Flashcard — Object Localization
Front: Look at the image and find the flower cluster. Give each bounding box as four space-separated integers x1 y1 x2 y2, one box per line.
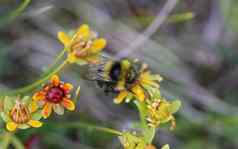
0 24 106 132
146 98 181 130
112 59 181 130
0 75 77 132
119 132 170 149
0 23 181 149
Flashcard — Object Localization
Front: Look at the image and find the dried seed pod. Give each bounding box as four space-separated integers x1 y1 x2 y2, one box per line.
10 101 31 124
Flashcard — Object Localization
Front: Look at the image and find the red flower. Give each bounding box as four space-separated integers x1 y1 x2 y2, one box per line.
33 75 75 118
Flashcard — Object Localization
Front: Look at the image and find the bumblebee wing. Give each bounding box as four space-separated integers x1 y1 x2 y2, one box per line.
84 54 114 82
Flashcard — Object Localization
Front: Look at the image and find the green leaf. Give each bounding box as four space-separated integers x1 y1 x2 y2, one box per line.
0 112 9 122
143 127 156 144
11 136 25 149
3 96 14 112
169 100 181 114
31 112 42 120
21 96 30 104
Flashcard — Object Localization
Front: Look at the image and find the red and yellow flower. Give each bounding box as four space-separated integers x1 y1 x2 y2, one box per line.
33 75 75 118
57 24 107 64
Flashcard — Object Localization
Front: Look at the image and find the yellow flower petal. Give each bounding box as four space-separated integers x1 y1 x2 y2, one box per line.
32 92 45 101
67 53 78 63
51 75 60 86
6 122 18 132
53 104 64 115
76 24 90 40
29 101 38 113
131 85 145 102
90 38 106 53
42 103 52 119
114 91 129 104
84 54 100 64
140 72 159 87
62 83 73 91
28 120 42 128
62 98 75 111
57 31 71 47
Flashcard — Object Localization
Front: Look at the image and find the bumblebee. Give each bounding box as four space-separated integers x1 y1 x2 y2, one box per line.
86 57 144 93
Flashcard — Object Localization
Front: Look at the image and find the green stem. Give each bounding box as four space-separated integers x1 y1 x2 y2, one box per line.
53 50 66 64
53 49 66 66
56 122 122 136
134 101 147 129
41 49 66 77
11 135 25 149
0 0 31 28
0 60 68 96
1 132 12 149
134 101 156 144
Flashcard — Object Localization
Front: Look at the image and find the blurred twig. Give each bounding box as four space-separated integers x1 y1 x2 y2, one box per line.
0 58 68 96
116 0 179 59
0 0 31 28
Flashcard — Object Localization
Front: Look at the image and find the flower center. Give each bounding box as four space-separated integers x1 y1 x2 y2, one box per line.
10 102 31 124
46 87 64 103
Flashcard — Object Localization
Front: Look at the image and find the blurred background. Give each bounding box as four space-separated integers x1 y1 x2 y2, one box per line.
1 0 238 148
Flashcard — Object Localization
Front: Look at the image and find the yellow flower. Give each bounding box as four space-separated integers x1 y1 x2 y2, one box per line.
57 24 107 64
146 99 181 130
119 132 146 149
5 100 42 132
33 75 76 119
114 66 162 104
